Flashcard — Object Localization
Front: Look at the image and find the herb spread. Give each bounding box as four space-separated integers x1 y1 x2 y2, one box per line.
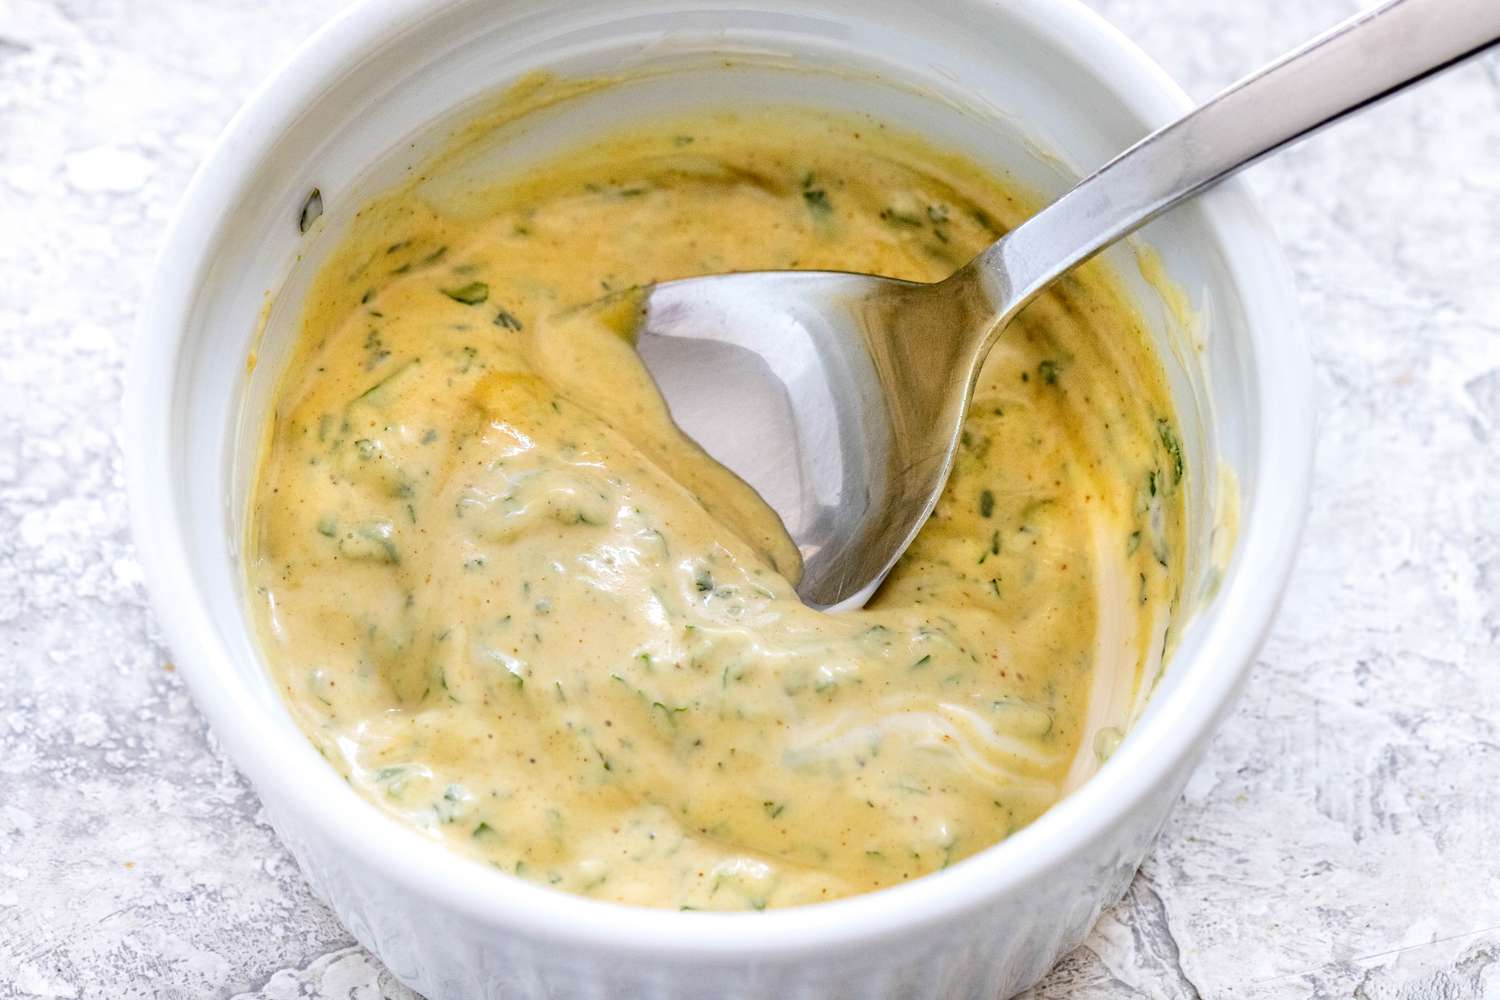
248 107 1185 910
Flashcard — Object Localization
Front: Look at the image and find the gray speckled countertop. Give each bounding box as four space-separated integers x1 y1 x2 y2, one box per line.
2 1 1498 997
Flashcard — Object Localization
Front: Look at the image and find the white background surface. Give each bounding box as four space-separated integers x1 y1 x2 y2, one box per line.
2 1 1498 997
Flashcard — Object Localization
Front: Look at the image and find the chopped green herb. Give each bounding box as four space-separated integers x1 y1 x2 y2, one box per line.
979 489 995 519
1038 360 1060 385
494 308 523 331
353 359 418 404
1157 418 1184 485
442 281 489 305
652 701 688 724
338 522 399 564
298 188 322 233
879 208 924 228
803 188 832 216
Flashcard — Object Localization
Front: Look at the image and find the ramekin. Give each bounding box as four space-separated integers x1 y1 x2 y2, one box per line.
124 2 1313 996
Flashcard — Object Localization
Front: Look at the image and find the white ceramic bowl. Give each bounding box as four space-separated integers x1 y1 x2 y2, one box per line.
125 1 1313 996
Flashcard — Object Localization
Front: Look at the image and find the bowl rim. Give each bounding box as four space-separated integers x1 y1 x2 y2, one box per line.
124 0 1313 959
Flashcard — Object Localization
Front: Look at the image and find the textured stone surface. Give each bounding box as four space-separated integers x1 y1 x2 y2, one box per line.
1 0 1497 997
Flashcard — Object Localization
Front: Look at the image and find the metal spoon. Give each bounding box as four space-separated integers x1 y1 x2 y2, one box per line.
629 0 1500 610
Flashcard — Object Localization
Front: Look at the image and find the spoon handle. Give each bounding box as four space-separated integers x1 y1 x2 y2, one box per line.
970 0 1500 318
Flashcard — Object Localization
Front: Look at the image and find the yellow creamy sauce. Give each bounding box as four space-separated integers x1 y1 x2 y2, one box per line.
249 109 1185 910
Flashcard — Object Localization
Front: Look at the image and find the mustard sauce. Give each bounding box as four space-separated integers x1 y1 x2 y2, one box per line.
248 108 1185 910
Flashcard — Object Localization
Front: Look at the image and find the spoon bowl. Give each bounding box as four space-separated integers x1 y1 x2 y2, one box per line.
635 269 991 610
